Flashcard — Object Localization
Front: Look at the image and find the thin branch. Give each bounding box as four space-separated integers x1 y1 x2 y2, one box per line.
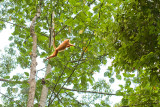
0 91 22 106
0 78 27 84
0 18 27 28
48 57 82 106
0 18 48 38
55 0 96 37
0 78 10 82
55 25 67 36
0 78 141 97
48 37 93 106
37 67 46 72
52 91 63 104
65 92 89 107
69 59 86 63
120 102 160 107
48 62 69 105
87 0 96 6
62 87 117 96
39 11 55 107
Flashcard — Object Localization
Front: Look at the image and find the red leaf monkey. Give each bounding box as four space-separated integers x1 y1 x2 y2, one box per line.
45 35 75 60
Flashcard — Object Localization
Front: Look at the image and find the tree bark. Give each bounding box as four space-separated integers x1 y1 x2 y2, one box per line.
27 2 41 107
39 64 51 107
39 12 55 107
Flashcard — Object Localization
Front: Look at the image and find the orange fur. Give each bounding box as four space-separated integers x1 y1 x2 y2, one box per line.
46 39 74 60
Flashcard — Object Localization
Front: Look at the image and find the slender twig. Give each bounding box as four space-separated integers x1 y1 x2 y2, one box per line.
0 78 27 84
87 0 96 6
37 67 46 72
65 92 90 107
48 37 92 106
0 92 22 106
0 18 27 28
63 87 116 96
0 78 10 82
52 91 63 104
48 62 68 105
0 18 48 38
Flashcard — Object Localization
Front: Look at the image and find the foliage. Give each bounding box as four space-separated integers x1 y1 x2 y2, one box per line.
105 0 160 106
0 0 109 106
0 0 160 106
0 48 17 77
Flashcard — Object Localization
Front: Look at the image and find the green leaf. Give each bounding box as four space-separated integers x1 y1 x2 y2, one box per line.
12 88 18 93
65 18 74 26
24 72 29 76
109 78 114 83
122 98 128 105
116 74 122 80
4 76 10 79
116 90 123 96
46 73 52 79
125 80 131 87
119 84 123 89
40 52 47 58
104 72 112 78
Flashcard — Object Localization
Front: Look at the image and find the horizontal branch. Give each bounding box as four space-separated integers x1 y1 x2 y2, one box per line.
0 78 27 84
88 0 96 6
65 92 89 106
0 18 48 38
0 78 10 82
0 91 22 106
37 67 46 72
119 102 159 107
0 18 27 28
62 87 117 96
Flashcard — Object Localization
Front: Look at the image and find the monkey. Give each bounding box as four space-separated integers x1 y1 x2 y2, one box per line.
45 39 74 60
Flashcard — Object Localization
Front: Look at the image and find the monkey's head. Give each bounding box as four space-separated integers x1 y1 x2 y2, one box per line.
66 39 70 42
64 39 74 46
64 39 70 43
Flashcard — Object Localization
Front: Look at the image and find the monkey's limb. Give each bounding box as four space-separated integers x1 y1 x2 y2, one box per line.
45 39 75 60
67 44 75 47
45 50 58 60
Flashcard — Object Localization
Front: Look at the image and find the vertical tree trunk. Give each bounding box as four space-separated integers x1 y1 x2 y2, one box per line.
39 12 55 107
39 64 51 107
27 2 41 107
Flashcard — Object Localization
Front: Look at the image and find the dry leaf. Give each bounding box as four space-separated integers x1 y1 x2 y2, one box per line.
9 16 11 21
83 47 88 52
79 29 83 34
69 27 71 33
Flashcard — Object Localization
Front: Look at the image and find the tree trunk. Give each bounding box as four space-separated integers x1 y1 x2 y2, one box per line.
27 2 41 107
39 64 51 107
39 12 55 107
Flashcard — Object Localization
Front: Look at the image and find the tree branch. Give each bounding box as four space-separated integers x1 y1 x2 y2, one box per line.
37 67 46 72
55 0 96 36
0 19 48 38
27 1 42 107
62 87 117 96
48 38 92 106
48 62 69 106
39 11 55 107
0 78 9 82
0 78 122 97
0 91 22 106
87 0 96 6
65 92 89 106
0 18 27 28
0 78 27 84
